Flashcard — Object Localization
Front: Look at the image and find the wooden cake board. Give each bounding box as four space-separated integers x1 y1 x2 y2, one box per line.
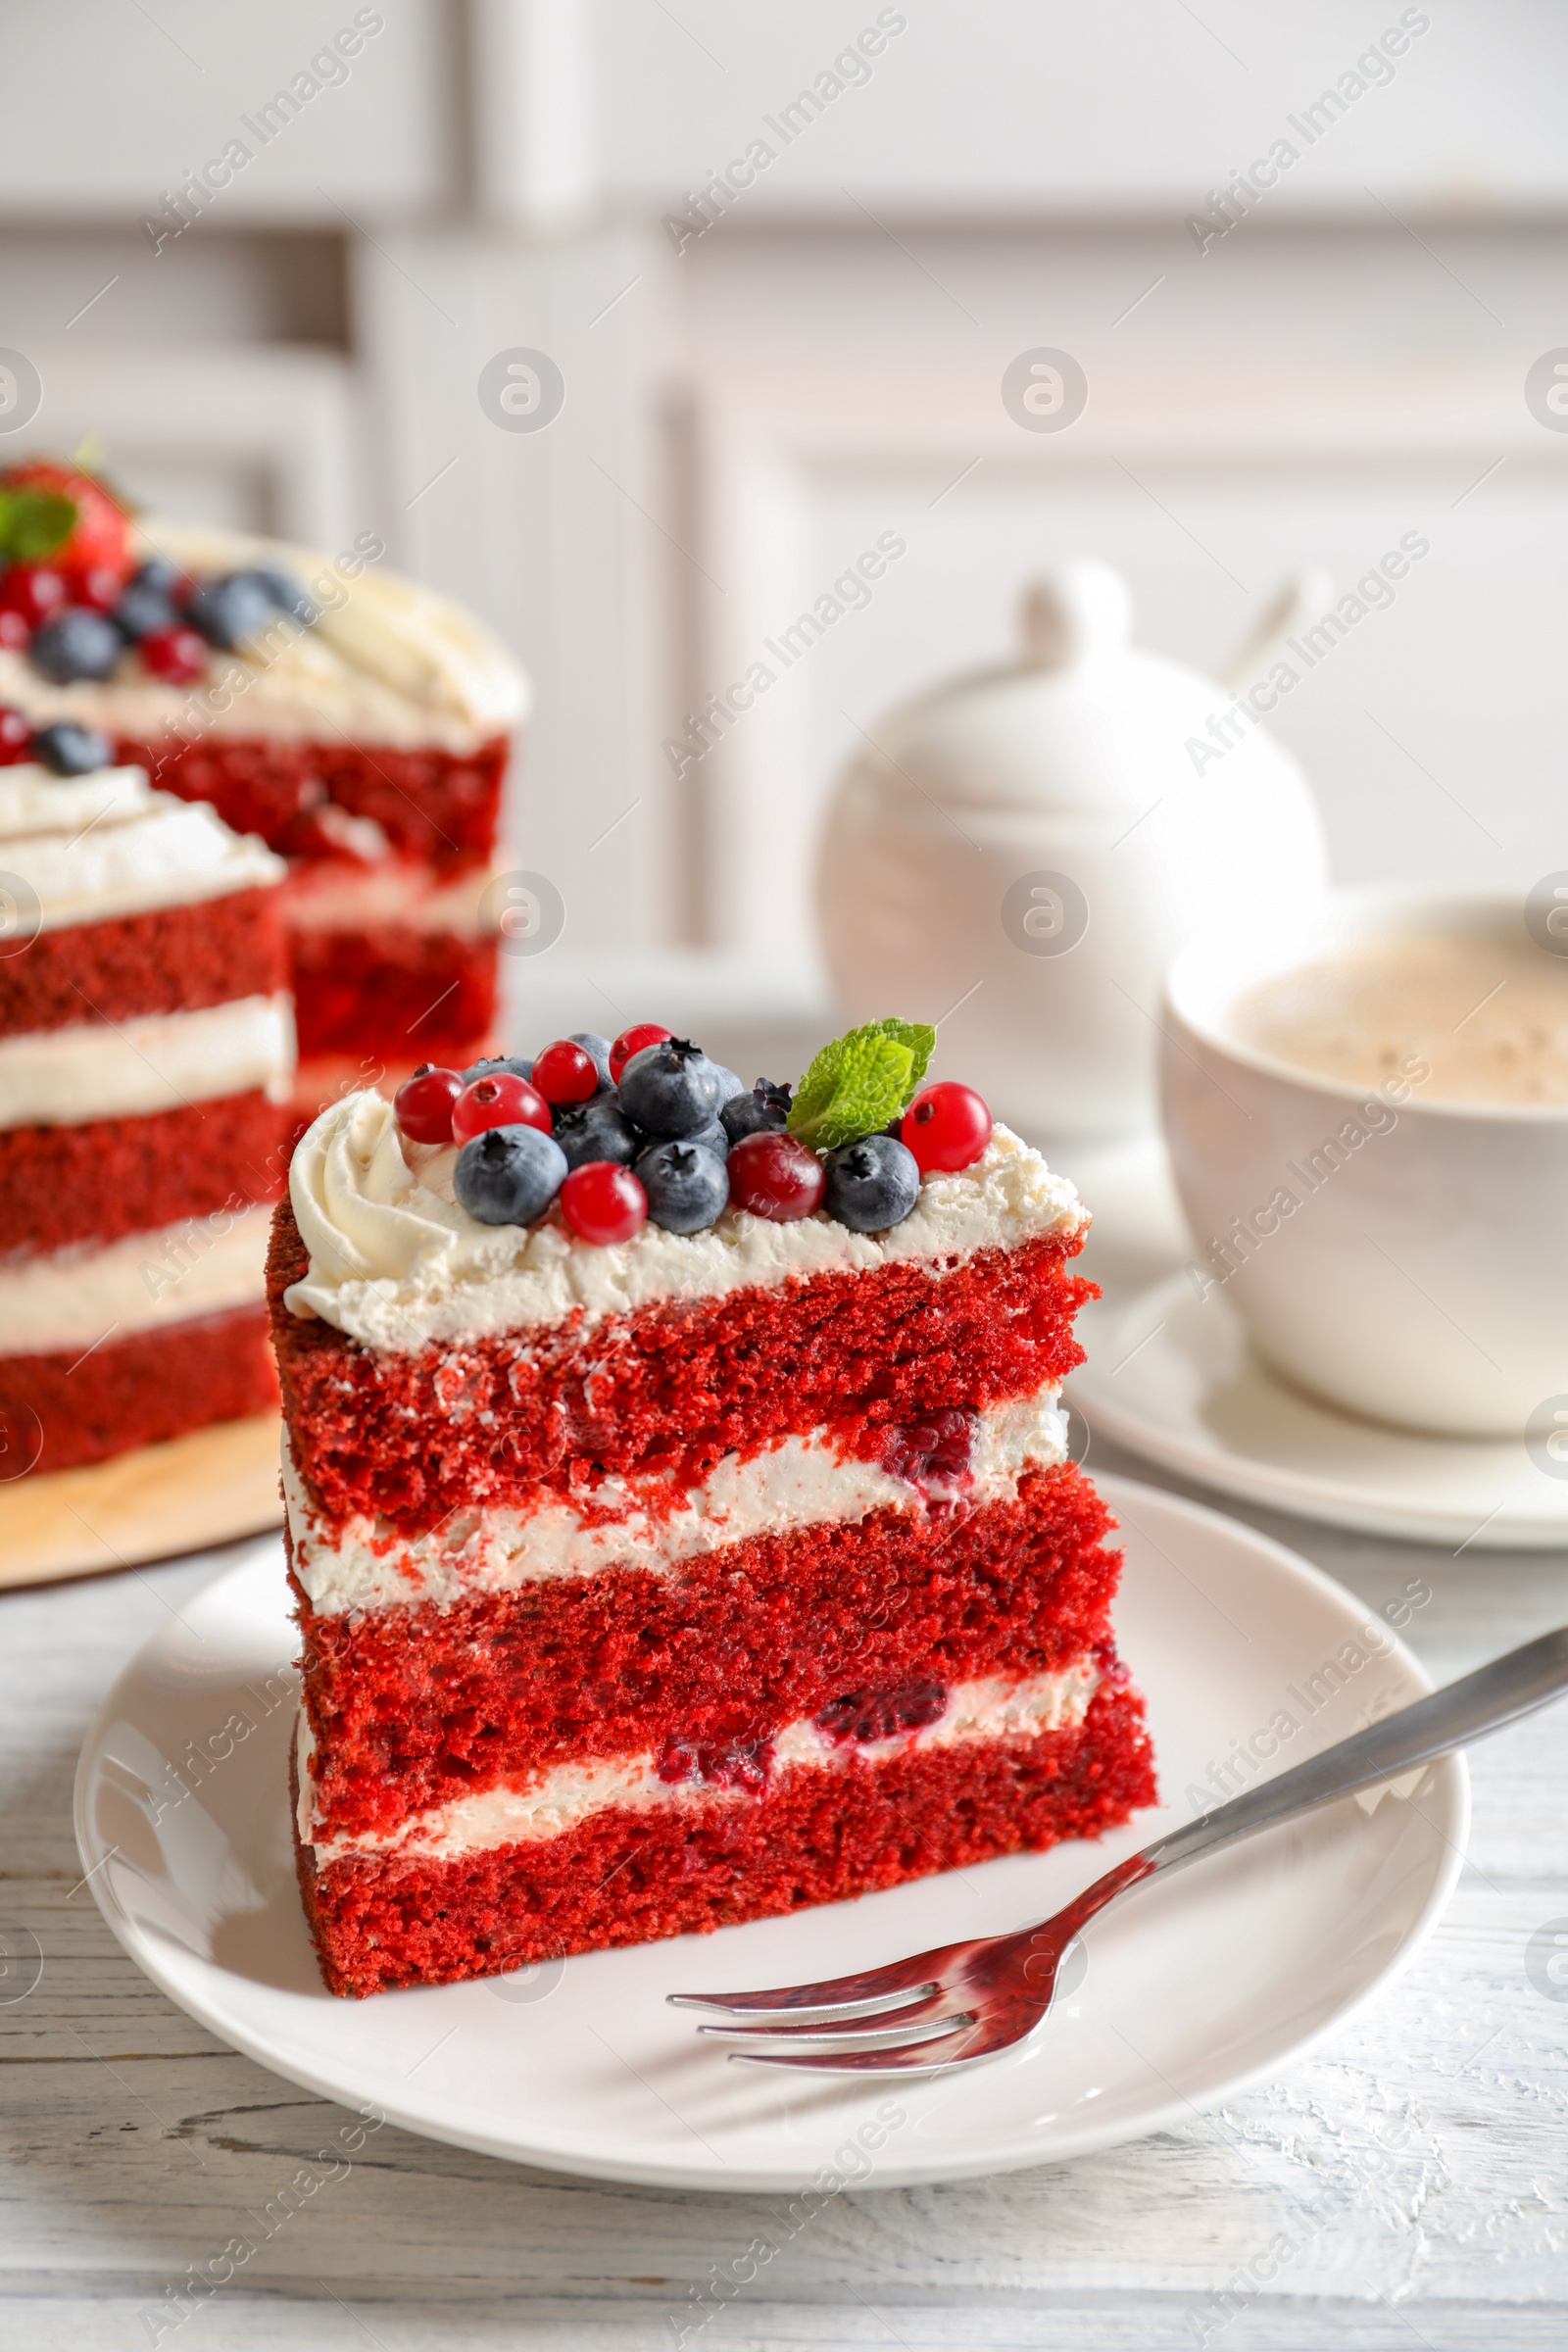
0 1412 283 1591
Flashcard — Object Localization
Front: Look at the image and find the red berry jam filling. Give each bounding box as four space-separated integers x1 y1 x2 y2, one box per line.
658 1733 774 1794
815 1681 951 1745
879 1408 975 1505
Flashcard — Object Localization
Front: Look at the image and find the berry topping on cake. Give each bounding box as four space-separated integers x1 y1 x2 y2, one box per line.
137 624 208 684
185 571 278 651
0 708 30 763
0 565 68 630
725 1131 825 1222
1 459 130 577
454 1123 566 1226
559 1161 648 1245
31 721 113 776
532 1038 601 1105
393 1064 465 1145
720 1077 791 1145
634 1137 729 1232
551 1096 643 1170
452 1071 551 1145
821 1132 920 1232
27 607 122 685
462 1054 533 1086
565 1031 614 1091
902 1080 994 1173
815 1681 950 1745
617 1037 726 1138
112 562 183 641
609 1021 671 1082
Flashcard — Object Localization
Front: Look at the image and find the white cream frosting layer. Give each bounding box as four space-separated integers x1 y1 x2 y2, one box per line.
0 764 284 930
0 521 529 757
285 1385 1070 1616
0 1200 273 1355
0 995 294 1131
283 857 496 939
301 1658 1102 1865
284 1092 1084 1352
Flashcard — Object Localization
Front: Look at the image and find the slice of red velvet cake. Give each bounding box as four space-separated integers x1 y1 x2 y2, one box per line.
0 735 293 1475
0 459 528 1105
270 1025 1155 1996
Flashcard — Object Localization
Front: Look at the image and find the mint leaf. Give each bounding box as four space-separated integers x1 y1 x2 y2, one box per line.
786 1017 934 1152
865 1016 934 1095
0 488 75 562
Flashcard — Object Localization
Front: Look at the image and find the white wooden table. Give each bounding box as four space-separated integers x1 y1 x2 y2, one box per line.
5 1136 1566 2350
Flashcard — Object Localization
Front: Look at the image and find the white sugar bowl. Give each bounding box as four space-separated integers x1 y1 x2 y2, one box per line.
816 560 1330 1141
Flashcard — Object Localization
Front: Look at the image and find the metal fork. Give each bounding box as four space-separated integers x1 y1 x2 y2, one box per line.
669 1624 1568 2074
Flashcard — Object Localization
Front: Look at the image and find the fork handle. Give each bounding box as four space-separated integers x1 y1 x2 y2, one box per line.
1038 1623 1568 1950
1144 1622 1568 1877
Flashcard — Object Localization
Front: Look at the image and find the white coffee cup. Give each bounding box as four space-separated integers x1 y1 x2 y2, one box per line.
1159 886 1568 1439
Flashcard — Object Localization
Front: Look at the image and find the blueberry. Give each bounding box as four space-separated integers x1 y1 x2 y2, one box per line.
551 1095 643 1171
821 1133 920 1232
711 1063 745 1103
566 1031 614 1092
461 1054 533 1087
112 577 179 642
249 565 318 625
28 609 122 685
185 571 278 650
683 1119 729 1158
721 1078 791 1147
30 721 114 776
454 1123 565 1226
617 1037 725 1139
635 1138 729 1232
131 558 183 598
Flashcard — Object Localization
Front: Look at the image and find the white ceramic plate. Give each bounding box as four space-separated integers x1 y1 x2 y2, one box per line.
1070 1278 1568 1552
75 1475 1466 2192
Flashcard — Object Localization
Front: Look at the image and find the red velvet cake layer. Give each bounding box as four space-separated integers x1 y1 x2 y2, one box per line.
269 1201 1094 1532
0 1092 284 1258
0 887 283 1038
294 1680 1156 1996
287 920 496 1061
294 1464 1118 1841
122 734 508 872
0 1301 277 1476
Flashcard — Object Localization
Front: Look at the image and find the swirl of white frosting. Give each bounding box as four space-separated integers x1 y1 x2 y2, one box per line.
0 762 284 929
284 1090 1085 1352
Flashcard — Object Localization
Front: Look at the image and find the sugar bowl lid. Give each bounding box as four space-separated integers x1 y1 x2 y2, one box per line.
840 557 1310 818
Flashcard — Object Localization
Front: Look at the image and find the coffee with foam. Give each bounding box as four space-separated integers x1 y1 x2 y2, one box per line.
1230 933 1568 1109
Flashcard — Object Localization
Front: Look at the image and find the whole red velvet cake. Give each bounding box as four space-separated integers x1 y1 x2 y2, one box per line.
0 739 293 1475
270 1022 1155 1996
0 459 529 1110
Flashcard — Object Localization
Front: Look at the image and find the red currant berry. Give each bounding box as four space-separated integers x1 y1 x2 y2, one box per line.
901 1082 993 1174
67 563 129 612
138 625 208 684
532 1038 600 1104
726 1131 825 1222
559 1160 648 1245
0 611 26 651
609 1022 672 1083
451 1070 551 1145
393 1064 464 1144
0 708 32 764
0 564 68 628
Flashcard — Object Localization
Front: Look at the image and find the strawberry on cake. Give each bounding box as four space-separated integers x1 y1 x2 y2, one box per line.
0 459 528 1103
271 1019 1155 1997
0 727 293 1475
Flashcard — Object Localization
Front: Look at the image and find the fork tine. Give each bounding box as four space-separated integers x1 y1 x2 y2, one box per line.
730 2010 1037 2075
667 1944 958 2020
698 2007 974 2052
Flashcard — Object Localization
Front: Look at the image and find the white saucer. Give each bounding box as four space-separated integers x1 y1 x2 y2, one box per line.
74 1478 1465 2192
1070 1278 1568 1550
